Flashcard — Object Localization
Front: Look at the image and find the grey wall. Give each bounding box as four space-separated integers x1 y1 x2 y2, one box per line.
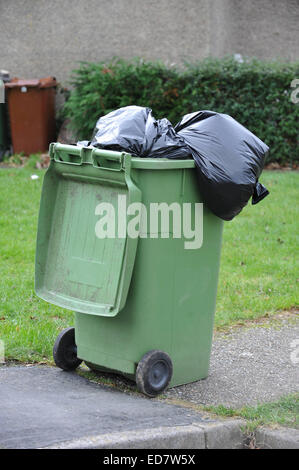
1 0 298 86
210 0 299 61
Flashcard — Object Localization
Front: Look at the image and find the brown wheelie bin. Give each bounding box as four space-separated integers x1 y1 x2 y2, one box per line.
6 77 56 155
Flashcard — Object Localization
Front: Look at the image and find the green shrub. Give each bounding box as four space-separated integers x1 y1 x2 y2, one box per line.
63 57 299 164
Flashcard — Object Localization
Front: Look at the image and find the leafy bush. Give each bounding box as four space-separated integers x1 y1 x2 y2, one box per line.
63 57 299 163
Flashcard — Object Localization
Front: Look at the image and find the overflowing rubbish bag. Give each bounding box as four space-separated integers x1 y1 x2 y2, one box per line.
175 110 269 220
79 105 191 159
78 105 269 220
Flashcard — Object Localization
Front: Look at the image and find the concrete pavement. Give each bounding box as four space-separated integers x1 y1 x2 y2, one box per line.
0 315 298 449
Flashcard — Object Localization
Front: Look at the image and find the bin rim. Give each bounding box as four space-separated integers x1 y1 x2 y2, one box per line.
53 143 196 170
5 76 57 89
131 157 195 170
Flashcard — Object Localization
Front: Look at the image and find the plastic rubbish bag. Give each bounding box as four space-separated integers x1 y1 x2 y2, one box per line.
78 106 269 221
175 111 269 220
252 181 269 205
78 105 191 159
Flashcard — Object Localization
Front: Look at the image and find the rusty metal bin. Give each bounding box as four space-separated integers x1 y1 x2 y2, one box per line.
6 77 56 155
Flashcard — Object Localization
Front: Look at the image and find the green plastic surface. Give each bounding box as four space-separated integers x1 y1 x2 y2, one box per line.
35 143 223 386
35 143 141 316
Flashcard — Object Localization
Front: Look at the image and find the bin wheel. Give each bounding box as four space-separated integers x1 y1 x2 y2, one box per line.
53 327 82 371
136 350 173 397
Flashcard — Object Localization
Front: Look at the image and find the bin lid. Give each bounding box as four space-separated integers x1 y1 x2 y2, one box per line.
35 144 141 317
5 76 57 88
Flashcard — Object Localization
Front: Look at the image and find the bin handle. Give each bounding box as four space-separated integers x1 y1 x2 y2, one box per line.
51 143 83 165
50 143 131 170
91 149 123 171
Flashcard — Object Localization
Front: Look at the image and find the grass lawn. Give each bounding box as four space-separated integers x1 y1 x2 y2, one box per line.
217 171 298 327
0 164 298 363
203 393 299 431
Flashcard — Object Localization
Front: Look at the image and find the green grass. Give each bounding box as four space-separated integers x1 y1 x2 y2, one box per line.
203 393 299 431
217 171 298 328
0 164 73 362
0 166 298 363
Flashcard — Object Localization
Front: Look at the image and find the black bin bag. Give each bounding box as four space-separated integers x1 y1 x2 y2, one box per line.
78 106 269 221
175 111 269 220
82 105 191 159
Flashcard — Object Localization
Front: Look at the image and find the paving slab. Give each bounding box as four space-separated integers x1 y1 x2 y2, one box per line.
255 426 299 449
44 420 245 449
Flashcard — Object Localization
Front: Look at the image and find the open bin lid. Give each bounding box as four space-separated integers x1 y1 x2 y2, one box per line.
35 144 141 317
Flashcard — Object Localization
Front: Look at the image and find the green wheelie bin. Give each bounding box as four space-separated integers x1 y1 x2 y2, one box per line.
35 143 223 397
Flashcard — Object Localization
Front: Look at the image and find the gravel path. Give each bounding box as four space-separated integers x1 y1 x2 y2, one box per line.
165 318 299 408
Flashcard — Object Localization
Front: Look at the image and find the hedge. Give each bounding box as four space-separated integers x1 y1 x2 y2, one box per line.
63 57 299 164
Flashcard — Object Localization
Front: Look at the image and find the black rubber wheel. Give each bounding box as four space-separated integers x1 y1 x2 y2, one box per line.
53 327 82 371
136 350 173 397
